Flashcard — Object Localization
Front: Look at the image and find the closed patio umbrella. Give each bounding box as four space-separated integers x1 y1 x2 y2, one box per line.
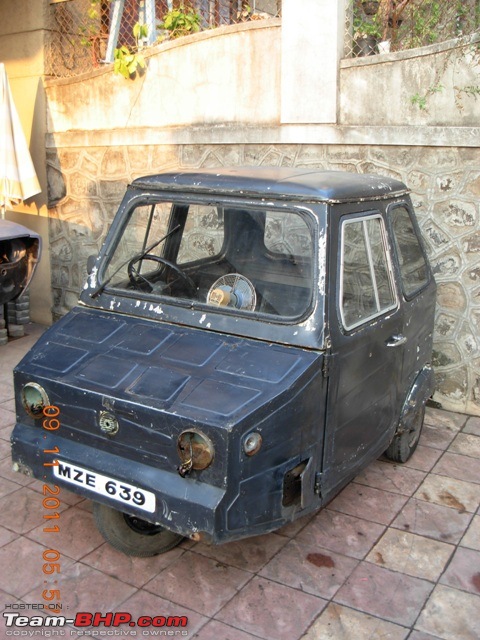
0 62 41 218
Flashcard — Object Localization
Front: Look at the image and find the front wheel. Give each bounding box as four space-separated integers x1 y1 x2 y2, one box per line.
384 403 425 463
93 503 184 557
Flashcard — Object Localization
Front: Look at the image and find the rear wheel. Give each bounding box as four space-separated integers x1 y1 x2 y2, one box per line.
93 503 184 557
384 403 425 463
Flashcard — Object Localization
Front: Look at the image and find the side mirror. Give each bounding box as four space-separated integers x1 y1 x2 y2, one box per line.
87 255 97 274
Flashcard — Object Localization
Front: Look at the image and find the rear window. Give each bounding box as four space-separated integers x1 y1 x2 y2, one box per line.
389 205 429 297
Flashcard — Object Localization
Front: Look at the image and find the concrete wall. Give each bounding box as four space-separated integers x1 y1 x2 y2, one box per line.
0 0 53 325
340 36 480 127
47 20 282 133
43 8 480 416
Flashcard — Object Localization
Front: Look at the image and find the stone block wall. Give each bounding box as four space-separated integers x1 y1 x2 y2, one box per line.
47 142 480 416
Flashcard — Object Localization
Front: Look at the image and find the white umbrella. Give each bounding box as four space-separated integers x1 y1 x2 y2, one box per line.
0 62 41 218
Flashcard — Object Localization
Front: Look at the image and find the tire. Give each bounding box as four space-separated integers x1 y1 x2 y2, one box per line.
384 403 425 463
93 503 184 557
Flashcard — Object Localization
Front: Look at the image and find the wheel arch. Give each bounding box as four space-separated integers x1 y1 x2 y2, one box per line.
395 365 435 437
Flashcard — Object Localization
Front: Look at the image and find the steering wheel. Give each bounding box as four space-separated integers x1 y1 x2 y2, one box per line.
127 254 196 295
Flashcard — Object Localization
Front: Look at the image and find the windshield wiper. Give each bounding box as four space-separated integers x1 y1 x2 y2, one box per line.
90 224 181 298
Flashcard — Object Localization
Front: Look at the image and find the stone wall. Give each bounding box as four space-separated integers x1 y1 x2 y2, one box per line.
47 142 480 416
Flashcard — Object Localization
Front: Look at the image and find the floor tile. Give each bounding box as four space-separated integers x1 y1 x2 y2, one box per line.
392 498 472 544
415 584 480 640
193 531 288 573
192 619 260 640
354 460 426 496
82 541 186 588
328 483 408 525
461 515 480 551
408 631 444 640
0 485 68 535
300 602 409 640
23 562 137 613
297 508 386 559
334 562 434 626
432 451 480 485
0 537 50 598
27 505 104 561
414 474 480 514
0 456 36 486
448 433 480 459
0 524 17 548
400 444 443 472
0 399 15 413
216 576 327 640
275 511 315 538
419 423 458 450
424 408 467 430
439 546 480 595
0 585 17 607
144 550 251 617
119 588 209 636
0 423 13 441
0 440 11 460
0 383 14 405
366 528 454 581
0 476 23 500
259 539 358 599
464 416 480 436
0 406 15 429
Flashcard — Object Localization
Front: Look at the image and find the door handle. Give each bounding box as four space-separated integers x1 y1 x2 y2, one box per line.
386 334 407 347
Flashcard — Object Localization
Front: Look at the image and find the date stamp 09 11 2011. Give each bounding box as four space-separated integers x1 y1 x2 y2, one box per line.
41 404 63 613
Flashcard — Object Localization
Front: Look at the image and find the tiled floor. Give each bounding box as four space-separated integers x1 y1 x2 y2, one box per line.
0 324 479 640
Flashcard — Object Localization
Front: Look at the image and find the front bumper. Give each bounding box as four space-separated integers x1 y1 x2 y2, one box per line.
11 422 306 544
11 423 226 541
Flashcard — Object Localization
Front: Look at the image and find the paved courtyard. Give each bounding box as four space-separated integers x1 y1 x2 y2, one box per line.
0 324 479 640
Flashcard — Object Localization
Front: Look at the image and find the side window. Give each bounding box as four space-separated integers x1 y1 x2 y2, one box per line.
389 206 429 297
340 215 396 330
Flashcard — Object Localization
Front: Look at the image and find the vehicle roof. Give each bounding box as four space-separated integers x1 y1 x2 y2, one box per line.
130 167 409 203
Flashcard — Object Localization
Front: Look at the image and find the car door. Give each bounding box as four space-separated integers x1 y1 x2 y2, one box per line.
387 202 436 391
321 207 404 502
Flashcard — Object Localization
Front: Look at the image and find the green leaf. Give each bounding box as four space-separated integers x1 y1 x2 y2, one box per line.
133 22 142 39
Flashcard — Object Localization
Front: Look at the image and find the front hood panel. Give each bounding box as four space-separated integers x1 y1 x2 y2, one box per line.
16 308 321 427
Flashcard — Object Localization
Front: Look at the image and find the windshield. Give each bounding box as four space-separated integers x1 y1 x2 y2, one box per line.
102 200 315 320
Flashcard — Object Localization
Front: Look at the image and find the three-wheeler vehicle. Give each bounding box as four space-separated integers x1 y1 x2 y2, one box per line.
11 167 436 556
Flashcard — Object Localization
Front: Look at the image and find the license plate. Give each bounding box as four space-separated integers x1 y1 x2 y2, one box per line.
53 460 156 513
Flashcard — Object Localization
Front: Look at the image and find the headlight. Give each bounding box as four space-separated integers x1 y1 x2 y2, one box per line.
177 429 214 477
21 382 50 418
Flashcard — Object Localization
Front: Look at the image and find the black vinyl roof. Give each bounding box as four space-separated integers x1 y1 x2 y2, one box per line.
131 167 409 203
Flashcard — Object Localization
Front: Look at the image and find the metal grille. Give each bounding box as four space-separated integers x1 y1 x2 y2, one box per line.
344 0 480 58
45 0 282 78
